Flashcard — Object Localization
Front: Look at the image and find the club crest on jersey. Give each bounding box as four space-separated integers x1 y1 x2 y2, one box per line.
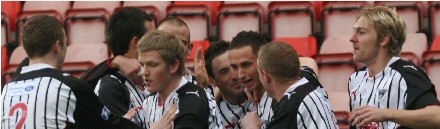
360 122 381 129
101 106 112 120
378 89 387 99
186 90 200 97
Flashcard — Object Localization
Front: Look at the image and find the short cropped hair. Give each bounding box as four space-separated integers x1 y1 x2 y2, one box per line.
205 40 230 78
22 15 65 59
258 42 301 83
106 7 150 55
229 30 267 56
137 30 187 75
158 16 190 42
357 6 407 56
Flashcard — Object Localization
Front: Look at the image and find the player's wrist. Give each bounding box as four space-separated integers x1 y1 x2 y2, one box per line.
108 56 120 70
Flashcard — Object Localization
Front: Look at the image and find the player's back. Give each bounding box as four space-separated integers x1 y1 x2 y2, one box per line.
2 64 78 129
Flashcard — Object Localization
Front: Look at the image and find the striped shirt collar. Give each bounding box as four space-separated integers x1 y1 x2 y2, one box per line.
283 77 309 96
21 63 54 74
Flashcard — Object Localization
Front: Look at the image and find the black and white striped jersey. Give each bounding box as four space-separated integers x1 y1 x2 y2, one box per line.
2 64 140 129
257 92 275 127
142 77 211 129
187 73 223 129
218 98 255 129
266 78 339 129
94 71 149 128
349 57 439 129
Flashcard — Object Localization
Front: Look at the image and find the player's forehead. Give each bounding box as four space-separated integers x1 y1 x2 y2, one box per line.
229 46 256 65
138 50 164 63
212 52 231 70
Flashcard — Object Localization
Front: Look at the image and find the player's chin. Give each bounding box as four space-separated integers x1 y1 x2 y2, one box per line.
146 85 156 93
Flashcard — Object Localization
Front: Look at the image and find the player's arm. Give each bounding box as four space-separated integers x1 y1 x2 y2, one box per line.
97 76 131 116
70 79 141 129
81 55 143 86
349 105 440 129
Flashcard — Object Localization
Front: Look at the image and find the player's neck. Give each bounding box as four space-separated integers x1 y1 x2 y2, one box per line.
366 54 393 77
273 77 301 102
253 85 266 101
29 56 61 70
223 93 247 105
158 75 181 105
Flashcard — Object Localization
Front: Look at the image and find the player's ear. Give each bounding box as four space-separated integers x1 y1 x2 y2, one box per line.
52 40 62 53
169 59 180 74
263 69 271 83
379 35 391 47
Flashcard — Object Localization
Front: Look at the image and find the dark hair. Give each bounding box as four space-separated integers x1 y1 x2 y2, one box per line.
205 40 230 78
22 15 65 59
106 7 150 55
229 30 267 56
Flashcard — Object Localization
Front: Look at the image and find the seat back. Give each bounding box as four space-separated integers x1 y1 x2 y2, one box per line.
224 1 269 23
185 40 211 68
63 43 109 78
268 1 315 39
167 5 211 41
23 1 71 16
401 33 428 64
272 36 318 57
174 1 222 25
320 35 353 54
2 12 9 45
322 1 369 39
72 1 120 14
217 3 264 41
429 2 440 40
65 9 110 45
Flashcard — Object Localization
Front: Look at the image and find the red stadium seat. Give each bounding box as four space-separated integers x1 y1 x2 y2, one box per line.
217 3 264 41
1 1 21 31
224 1 269 24
173 1 222 25
186 40 211 68
2 12 10 45
321 1 370 39
375 1 423 33
400 33 428 66
2 45 8 77
167 5 212 41
314 35 361 94
268 1 315 39
327 91 350 112
123 1 171 22
423 36 440 99
429 2 440 41
272 36 318 57
63 43 109 78
3 46 27 85
71 1 120 14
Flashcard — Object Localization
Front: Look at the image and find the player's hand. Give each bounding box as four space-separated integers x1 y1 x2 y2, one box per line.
349 106 390 127
123 107 139 120
151 104 178 129
241 110 263 129
193 47 210 88
244 87 257 105
111 55 144 90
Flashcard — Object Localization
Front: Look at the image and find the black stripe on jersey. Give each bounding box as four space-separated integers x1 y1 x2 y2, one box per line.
225 103 241 128
366 77 376 105
219 109 232 125
308 94 330 129
312 91 333 128
65 90 72 126
55 82 62 128
33 77 43 129
302 101 319 129
44 78 53 129
397 77 402 109
260 97 269 117
297 111 308 129
238 105 246 115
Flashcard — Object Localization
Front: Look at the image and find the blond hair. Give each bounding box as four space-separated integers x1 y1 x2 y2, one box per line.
357 6 407 56
257 42 301 83
137 30 188 75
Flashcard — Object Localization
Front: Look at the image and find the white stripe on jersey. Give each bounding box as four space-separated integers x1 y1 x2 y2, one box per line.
205 87 223 129
2 64 76 129
258 92 274 124
349 57 406 129
289 78 338 129
219 99 254 129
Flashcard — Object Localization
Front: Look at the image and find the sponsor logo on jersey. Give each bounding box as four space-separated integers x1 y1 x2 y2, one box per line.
101 106 112 120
